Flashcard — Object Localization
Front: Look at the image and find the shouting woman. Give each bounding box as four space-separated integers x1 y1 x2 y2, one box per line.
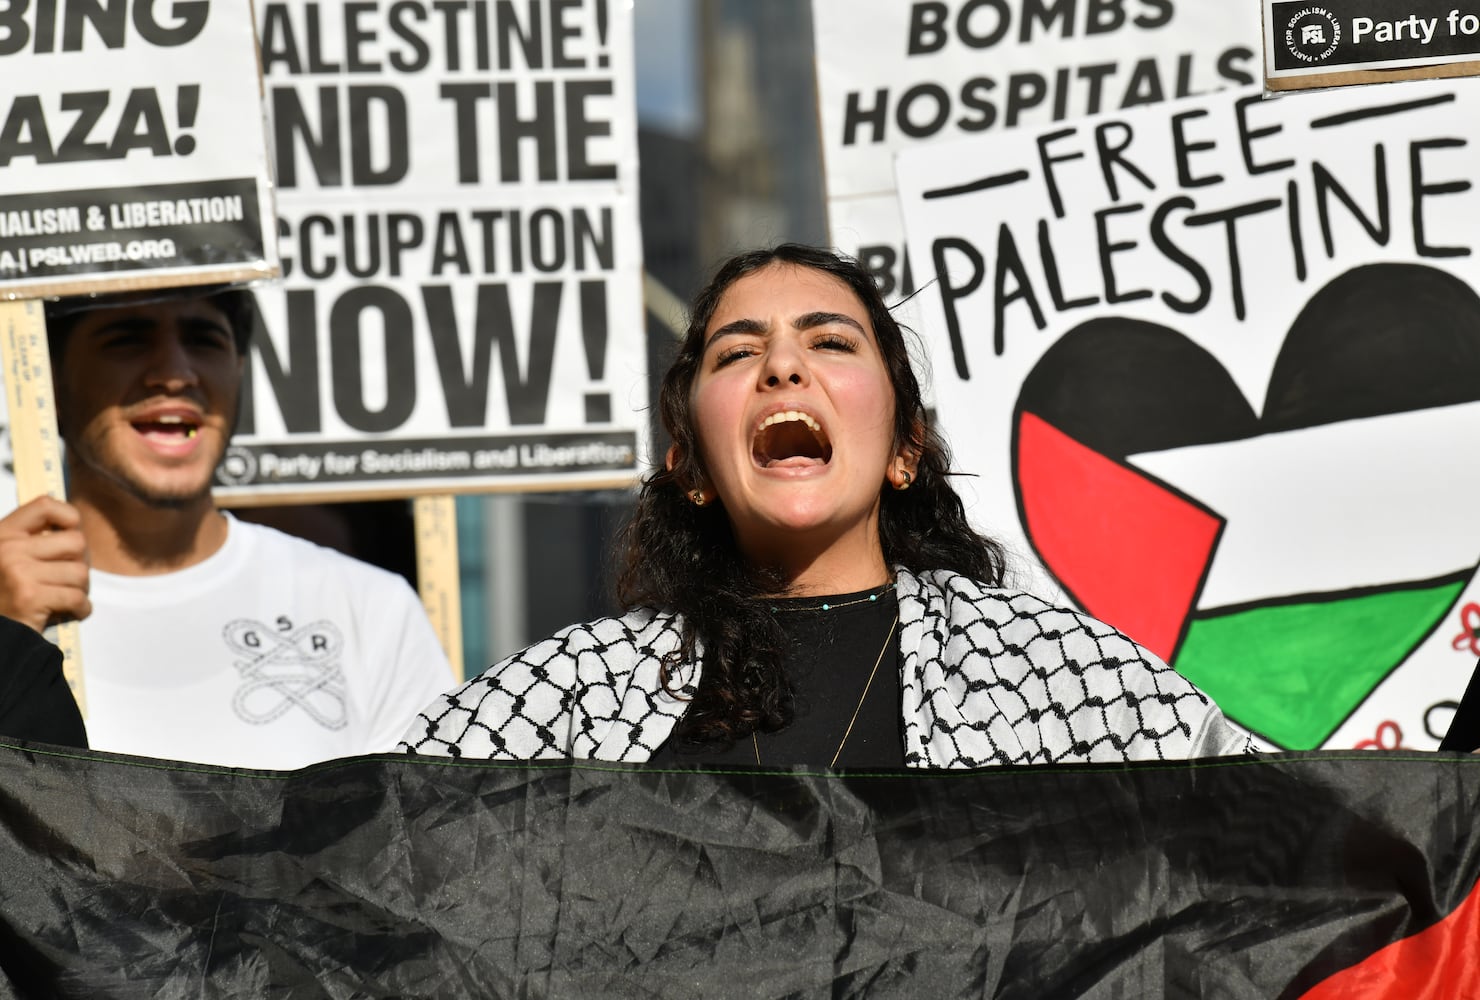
401 244 1246 768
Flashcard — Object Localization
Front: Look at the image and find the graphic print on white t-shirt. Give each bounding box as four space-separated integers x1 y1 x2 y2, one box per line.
82 517 456 768
224 615 348 729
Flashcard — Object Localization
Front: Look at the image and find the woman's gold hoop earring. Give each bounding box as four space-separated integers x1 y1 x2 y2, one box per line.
894 471 912 491
689 489 708 507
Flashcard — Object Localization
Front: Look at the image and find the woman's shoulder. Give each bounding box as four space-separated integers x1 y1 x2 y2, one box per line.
902 568 1072 620
399 607 689 758
484 606 685 673
550 606 683 648
901 568 1168 667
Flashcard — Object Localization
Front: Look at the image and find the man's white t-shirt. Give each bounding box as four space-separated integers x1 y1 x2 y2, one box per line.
81 515 456 769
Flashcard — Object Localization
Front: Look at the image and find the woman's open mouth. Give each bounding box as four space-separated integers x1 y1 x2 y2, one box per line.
753 410 832 468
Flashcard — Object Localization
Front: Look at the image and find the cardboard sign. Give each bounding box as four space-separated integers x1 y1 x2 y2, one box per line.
895 76 1480 751
1264 0 1480 91
217 0 647 499
811 0 1263 300
0 0 277 296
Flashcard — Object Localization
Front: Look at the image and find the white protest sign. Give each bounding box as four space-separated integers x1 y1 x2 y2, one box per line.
0 2 277 710
0 0 277 296
811 0 1262 297
895 76 1480 751
216 0 646 498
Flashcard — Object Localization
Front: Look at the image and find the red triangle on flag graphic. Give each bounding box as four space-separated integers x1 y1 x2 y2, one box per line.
1016 411 1222 661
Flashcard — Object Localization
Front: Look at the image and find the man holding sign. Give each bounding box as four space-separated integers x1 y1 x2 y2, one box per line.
0 287 453 769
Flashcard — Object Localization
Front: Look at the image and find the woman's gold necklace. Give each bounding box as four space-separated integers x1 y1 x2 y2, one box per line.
752 612 899 768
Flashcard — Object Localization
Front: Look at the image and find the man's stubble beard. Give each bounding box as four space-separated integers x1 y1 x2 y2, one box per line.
65 428 228 513
62 392 239 513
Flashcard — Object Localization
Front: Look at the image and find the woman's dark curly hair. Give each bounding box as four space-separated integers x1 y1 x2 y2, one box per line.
617 244 1007 752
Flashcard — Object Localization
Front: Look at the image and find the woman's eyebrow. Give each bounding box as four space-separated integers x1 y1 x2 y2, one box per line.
796 311 865 334
705 311 866 346
706 317 769 343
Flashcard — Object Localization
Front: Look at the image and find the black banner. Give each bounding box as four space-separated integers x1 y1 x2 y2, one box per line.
0 744 1477 996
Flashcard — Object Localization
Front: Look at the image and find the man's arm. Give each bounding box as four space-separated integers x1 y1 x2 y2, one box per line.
0 496 91 633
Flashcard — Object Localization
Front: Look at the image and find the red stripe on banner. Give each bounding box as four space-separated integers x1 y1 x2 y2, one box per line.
1017 411 1221 660
1299 879 1480 998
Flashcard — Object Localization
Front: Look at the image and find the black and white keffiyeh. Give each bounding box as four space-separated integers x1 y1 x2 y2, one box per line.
400 569 1247 767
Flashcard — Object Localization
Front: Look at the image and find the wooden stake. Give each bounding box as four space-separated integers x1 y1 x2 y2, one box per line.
413 494 464 682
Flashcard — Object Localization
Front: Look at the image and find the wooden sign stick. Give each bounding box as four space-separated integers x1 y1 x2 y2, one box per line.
0 299 85 714
413 494 464 682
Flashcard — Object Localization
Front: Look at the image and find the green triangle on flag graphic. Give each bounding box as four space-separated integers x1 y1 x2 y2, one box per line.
1173 577 1468 750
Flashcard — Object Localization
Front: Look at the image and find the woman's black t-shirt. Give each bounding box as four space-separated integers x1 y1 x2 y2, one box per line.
646 584 906 769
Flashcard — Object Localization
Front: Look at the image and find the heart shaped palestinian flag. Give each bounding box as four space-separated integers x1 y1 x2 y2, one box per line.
1012 264 1480 749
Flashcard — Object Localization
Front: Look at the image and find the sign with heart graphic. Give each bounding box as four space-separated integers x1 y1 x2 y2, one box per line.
895 77 1480 750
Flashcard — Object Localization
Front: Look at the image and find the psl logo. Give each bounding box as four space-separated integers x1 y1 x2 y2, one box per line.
216 445 257 487
1285 6 1342 63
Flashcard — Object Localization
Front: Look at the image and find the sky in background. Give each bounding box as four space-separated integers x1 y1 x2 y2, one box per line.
633 0 699 135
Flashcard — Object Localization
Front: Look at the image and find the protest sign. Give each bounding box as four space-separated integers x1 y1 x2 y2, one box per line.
895 76 1480 751
222 0 646 499
0 0 277 296
1264 0 1480 91
811 0 1263 299
0 1 274 707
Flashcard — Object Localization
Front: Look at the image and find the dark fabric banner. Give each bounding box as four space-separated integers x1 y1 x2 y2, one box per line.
0 743 1477 998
